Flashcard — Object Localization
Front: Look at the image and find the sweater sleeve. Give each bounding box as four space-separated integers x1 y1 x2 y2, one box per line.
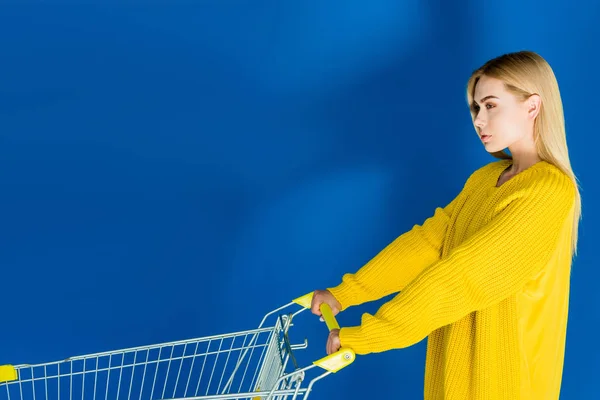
326 191 462 311
338 173 576 355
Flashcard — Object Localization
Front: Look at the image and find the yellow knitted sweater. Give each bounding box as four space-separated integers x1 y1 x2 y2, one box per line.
327 159 577 399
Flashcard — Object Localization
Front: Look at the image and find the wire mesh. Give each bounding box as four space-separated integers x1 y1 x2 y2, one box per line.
0 314 303 400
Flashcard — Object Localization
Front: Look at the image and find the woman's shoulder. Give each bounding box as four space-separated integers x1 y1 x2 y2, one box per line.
523 160 576 196
469 158 570 182
498 159 575 201
464 158 574 197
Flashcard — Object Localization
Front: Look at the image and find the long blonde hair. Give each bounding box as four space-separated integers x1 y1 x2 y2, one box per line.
466 51 582 256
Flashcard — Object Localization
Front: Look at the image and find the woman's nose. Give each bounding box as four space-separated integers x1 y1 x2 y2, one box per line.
474 116 485 128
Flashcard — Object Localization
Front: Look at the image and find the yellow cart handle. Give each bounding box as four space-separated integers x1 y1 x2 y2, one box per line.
292 292 355 373
319 302 340 331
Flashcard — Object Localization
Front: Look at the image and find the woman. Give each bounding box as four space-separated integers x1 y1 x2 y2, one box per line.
310 50 582 399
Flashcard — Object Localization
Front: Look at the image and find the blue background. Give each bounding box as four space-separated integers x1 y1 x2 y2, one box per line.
1 1 598 399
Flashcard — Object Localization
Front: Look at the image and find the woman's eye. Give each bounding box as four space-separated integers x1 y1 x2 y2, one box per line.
486 103 495 109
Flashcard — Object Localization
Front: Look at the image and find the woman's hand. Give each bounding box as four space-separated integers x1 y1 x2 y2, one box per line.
311 290 343 354
310 289 342 318
327 329 341 355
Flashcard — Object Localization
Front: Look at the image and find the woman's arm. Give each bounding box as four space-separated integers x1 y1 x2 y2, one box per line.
337 172 576 355
327 191 462 311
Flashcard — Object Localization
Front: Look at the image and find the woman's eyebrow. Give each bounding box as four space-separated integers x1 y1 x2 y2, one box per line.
475 95 500 104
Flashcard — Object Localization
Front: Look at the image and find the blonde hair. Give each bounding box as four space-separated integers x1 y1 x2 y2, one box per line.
466 51 582 256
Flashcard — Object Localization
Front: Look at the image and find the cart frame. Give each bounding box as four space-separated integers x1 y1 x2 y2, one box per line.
0 293 355 400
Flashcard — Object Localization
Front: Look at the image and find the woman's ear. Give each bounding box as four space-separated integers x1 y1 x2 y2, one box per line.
527 94 542 120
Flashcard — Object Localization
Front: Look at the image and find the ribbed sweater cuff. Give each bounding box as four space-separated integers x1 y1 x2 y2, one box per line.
326 281 358 311
339 325 372 355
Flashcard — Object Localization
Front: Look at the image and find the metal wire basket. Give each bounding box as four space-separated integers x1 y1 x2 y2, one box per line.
0 293 355 400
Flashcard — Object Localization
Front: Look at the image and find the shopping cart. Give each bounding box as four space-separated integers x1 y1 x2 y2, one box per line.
0 293 355 400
